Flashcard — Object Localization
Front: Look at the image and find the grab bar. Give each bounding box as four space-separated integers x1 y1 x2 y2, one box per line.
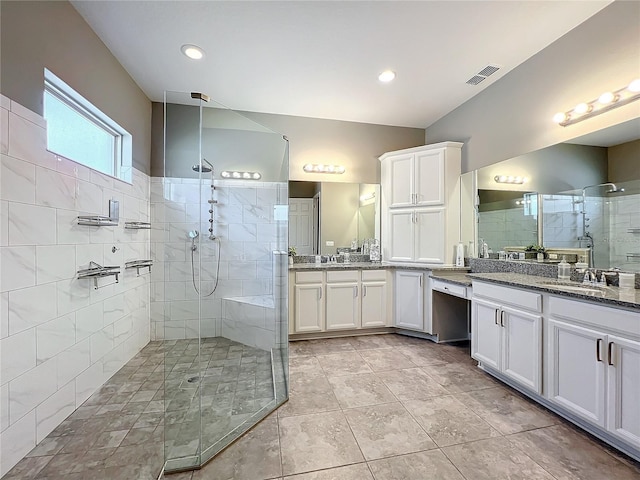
125 259 153 276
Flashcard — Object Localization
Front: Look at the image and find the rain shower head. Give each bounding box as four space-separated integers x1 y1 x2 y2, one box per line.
192 158 214 174
582 182 624 196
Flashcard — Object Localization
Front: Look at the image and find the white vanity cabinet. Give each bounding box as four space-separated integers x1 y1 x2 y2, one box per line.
325 271 360 330
393 270 435 333
380 142 462 265
290 268 392 334
471 281 543 394
293 271 324 333
546 296 640 449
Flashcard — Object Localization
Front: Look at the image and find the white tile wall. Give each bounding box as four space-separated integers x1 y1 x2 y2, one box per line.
478 208 537 252
150 177 287 341
0 96 151 476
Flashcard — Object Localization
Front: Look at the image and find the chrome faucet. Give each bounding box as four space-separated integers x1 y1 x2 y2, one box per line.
582 268 597 285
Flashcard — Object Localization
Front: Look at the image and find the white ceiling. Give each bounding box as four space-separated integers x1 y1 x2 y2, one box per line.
71 1 611 128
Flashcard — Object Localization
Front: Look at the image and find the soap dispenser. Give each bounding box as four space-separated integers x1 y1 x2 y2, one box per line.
558 256 571 281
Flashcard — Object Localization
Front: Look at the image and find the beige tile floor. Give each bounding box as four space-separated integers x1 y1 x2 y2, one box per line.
4 334 640 480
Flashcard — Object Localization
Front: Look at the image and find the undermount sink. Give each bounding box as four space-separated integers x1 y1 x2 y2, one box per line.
541 282 607 295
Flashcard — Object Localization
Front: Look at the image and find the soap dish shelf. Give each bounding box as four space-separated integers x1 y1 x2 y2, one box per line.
77 216 118 226
124 222 151 229
77 262 120 289
625 253 640 262
125 259 153 276
628 228 640 234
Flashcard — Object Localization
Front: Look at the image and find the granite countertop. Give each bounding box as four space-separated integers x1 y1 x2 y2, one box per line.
289 262 470 272
430 271 473 287
469 272 640 310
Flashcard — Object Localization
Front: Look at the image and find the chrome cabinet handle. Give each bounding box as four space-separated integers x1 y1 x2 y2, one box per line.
363 285 367 296
354 286 358 297
608 341 614 366
596 338 603 362
500 310 505 327
419 275 423 287
319 287 322 300
495 309 499 325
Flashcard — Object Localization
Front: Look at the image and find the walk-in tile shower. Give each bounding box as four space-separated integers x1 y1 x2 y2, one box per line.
152 92 289 471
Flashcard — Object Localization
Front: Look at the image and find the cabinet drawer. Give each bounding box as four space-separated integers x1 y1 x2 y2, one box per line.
549 296 640 337
295 271 323 284
432 279 467 298
473 281 542 313
362 270 387 282
326 270 359 283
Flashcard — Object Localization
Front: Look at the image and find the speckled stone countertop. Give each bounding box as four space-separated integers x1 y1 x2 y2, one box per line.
430 271 473 287
469 272 640 310
289 262 470 272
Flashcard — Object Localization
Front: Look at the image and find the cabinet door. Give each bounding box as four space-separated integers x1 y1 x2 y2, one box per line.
294 284 324 333
325 282 360 330
361 281 387 328
387 153 414 208
501 306 542 394
388 210 414 262
547 319 606 427
414 149 444 206
471 298 501 370
395 271 423 330
607 335 640 448
414 208 445 263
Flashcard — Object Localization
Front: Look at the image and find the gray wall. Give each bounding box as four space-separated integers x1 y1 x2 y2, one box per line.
0 1 152 173
152 103 425 182
608 139 640 182
425 1 640 174
476 144 608 195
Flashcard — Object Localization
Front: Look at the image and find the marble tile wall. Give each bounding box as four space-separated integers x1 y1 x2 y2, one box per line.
478 209 538 252
150 177 287 343
541 194 582 249
609 192 640 272
0 95 151 476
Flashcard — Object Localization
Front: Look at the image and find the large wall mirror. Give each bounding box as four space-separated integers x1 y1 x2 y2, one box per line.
289 181 380 255
461 117 640 272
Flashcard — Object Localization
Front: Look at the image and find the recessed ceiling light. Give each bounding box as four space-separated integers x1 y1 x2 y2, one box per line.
378 70 396 83
181 44 205 60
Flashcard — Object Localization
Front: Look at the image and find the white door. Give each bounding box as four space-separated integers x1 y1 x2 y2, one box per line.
289 198 313 255
294 284 324 333
388 209 414 262
414 149 444 206
388 153 414 208
361 281 387 328
395 271 423 330
414 208 445 263
607 335 640 448
325 282 360 330
547 319 606 427
501 306 542 393
471 298 501 370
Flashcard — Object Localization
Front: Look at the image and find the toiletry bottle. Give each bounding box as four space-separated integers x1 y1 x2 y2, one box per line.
455 243 465 267
558 256 570 281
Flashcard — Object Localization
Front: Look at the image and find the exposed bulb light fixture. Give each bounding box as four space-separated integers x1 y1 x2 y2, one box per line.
220 171 261 180
378 70 396 83
494 175 527 185
554 78 640 126
303 164 346 174
181 44 205 60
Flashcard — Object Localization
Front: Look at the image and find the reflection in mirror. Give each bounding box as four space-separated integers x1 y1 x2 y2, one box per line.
288 181 380 255
461 117 640 271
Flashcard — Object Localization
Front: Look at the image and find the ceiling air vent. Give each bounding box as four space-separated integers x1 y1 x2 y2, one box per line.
466 64 502 86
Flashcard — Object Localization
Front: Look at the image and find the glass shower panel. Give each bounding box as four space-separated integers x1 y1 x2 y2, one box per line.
160 92 289 473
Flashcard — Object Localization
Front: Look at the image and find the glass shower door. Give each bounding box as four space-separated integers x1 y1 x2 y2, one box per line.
159 91 289 473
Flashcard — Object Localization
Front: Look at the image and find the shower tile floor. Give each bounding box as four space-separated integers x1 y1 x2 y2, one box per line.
5 334 640 480
3 337 275 480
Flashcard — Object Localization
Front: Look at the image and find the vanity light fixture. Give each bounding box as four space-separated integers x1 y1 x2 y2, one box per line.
378 70 396 83
494 175 527 185
554 78 640 126
220 171 261 180
181 44 205 60
302 164 346 174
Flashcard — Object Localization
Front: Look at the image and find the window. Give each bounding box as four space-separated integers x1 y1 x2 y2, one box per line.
43 69 132 182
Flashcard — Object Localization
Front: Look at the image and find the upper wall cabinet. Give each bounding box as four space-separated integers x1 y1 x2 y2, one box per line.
380 142 462 264
387 150 445 208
